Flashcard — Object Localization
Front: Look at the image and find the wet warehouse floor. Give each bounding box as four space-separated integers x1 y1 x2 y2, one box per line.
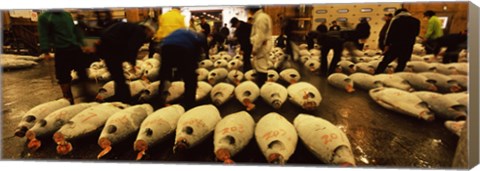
1 55 460 169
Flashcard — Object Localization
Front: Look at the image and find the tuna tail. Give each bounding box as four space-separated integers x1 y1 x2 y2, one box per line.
173 138 189 154
332 146 356 166
216 148 235 164
26 130 41 152
268 153 285 165
134 139 149 160
243 99 256 111
97 138 112 159
345 84 355 93
53 132 73 155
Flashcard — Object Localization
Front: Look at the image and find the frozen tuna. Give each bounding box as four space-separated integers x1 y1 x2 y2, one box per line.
336 61 356 75
196 81 213 101
54 102 130 155
138 81 161 103
97 104 154 159
245 69 257 81
255 113 298 165
260 82 288 109
214 59 229 68
374 74 413 92
234 81 260 111
15 98 71 137
354 63 375 74
350 73 383 91
327 73 355 93
444 120 466 136
443 92 468 107
95 80 149 102
287 82 322 111
134 105 185 160
449 74 468 90
199 59 214 69
279 68 301 84
227 59 244 71
294 114 355 166
394 72 437 92
165 81 186 104
369 87 434 121
208 68 229 85
174 105 221 152
211 83 235 106
304 59 320 72
214 111 255 164
405 61 435 73
419 72 462 93
412 91 467 121
196 68 210 81
26 102 99 151
267 70 279 82
227 70 244 85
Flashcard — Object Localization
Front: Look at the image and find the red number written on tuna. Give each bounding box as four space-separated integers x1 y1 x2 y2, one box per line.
321 133 338 145
263 129 286 141
221 125 244 135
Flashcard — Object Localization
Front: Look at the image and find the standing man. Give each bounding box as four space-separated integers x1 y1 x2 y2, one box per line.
378 13 393 52
354 18 371 50
230 17 253 72
95 22 155 103
150 7 186 58
157 29 209 110
248 6 273 87
422 10 444 54
329 20 341 31
220 23 230 39
200 16 211 37
375 9 420 74
38 10 92 104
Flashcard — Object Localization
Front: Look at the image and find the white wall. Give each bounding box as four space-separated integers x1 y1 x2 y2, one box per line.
312 3 402 50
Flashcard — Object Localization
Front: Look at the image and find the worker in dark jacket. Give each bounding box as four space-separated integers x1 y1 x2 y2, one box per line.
329 21 341 31
230 17 253 72
433 30 467 63
157 29 209 110
354 18 371 50
38 10 92 104
310 26 345 76
95 22 155 103
375 9 420 74
378 13 393 52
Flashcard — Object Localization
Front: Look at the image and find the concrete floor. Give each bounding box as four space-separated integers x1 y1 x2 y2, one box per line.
1 56 460 169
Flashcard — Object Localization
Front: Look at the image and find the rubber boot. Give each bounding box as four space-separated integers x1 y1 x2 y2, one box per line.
60 83 74 104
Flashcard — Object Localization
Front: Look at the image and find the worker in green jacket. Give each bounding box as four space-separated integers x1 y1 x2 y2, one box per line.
38 10 93 104
422 10 444 54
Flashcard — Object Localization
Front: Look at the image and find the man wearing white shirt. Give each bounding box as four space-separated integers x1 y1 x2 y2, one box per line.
248 6 273 87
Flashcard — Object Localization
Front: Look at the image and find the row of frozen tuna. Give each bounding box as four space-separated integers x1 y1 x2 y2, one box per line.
326 72 467 94
95 78 322 112
1 54 43 70
201 47 290 72
199 67 302 86
73 54 161 83
300 53 468 77
17 99 355 166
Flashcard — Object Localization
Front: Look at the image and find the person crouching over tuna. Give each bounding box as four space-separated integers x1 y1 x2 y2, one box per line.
94 22 155 104
156 29 210 111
